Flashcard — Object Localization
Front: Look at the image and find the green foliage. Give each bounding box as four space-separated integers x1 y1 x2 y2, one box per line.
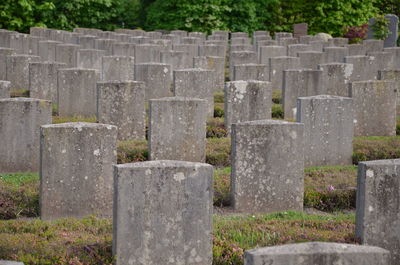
0 0 55 32
272 104 283 119
352 136 400 164
371 14 390 40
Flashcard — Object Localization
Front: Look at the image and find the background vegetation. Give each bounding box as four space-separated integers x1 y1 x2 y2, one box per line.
0 0 398 36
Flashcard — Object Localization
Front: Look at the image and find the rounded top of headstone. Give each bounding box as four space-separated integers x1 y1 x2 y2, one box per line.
245 242 390 256
297 94 353 101
114 160 213 170
41 122 117 130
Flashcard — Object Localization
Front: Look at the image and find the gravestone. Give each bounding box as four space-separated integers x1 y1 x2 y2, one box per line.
269 56 300 91
231 120 304 213
173 68 215 117
97 81 145 141
77 35 96 49
6 54 40 91
364 39 384 54
0 261 25 265
244 242 390 265
161 50 192 70
40 122 117 220
283 69 322 119
173 44 199 60
55 44 79 68
287 44 311 57
198 44 226 58
368 14 399 48
348 44 367 56
0 81 10 98
29 62 66 103
224 81 272 134
344 56 376 81
356 159 400 265
113 160 213 265
134 44 162 63
94 39 116 55
57 68 101 117
298 51 324 70
378 69 400 115
0 48 15 80
259 45 286 64
318 63 353 96
149 97 207 162
77 49 106 72
135 63 172 101
293 23 308 38
193 56 225 91
229 51 257 80
323 46 349 63
38 40 61 62
328 37 349 47
349 80 396 136
102 56 135 81
112 42 135 57
297 95 354 167
233 64 269 81
0 98 51 173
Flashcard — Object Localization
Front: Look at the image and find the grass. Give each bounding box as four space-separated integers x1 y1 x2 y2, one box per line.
0 212 356 265
10 89 29 98
353 135 400 164
52 116 97 124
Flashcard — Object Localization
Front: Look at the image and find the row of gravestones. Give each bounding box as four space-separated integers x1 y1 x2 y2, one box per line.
0 26 398 259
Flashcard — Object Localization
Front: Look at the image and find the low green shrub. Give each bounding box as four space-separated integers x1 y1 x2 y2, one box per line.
304 189 356 212
352 136 400 164
272 104 283 119
272 90 281 104
117 140 148 164
206 138 231 168
214 104 225 118
214 91 224 103
207 117 227 138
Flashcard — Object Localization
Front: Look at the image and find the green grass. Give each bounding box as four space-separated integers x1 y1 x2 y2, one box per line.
10 89 29 98
0 212 355 265
52 115 97 124
0 173 39 186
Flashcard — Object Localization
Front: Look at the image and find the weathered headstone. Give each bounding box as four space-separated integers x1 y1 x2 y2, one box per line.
231 120 304 213
233 64 269 81
94 38 116 55
173 68 215 117
384 47 400 68
6 54 40 91
378 69 400 115
161 50 192 70
38 40 61 62
344 55 375 81
0 48 15 80
348 43 367 56
97 81 145 141
229 51 257 80
77 49 106 72
0 81 11 98
269 56 301 91
40 122 117 220
350 80 396 136
287 44 311 57
102 56 135 81
134 44 162 63
259 45 286 64
244 242 390 265
29 62 66 103
193 56 225 91
298 51 324 70
328 37 349 47
113 160 213 265
149 97 207 162
57 68 101 116
135 63 172 101
356 159 400 265
364 39 384 54
55 44 80 68
318 63 353 96
224 81 272 134
0 98 51 173
112 42 135 57
297 95 354 167
323 46 349 63
282 69 323 119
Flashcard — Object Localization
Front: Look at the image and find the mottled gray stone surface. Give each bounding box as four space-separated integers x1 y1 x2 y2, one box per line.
344 56 376 81
323 46 349 63
199 44 226 58
6 54 40 91
38 40 61 62
347 43 367 56
0 48 15 80
364 39 384 54
0 98 51 173
349 80 396 136
379 69 400 115
173 44 199 60
297 95 354 167
113 160 213 265
77 35 96 49
0 81 11 98
55 44 79 68
134 44 162 63
193 56 225 91
9 33 40 55
309 40 329 52
94 38 116 55
356 159 400 265
384 47 400 68
102 56 135 81
135 63 172 101
40 122 117 220
283 69 322 120
233 64 269 81
328 37 349 47
229 51 257 80
173 68 215 117
269 56 300 91
29 62 66 103
77 49 106 72
318 63 353 96
287 44 311 57
149 97 207 162
161 50 191 71
278 37 298 47
97 81 145 141
112 42 135 57
244 242 390 265
231 120 304 213
259 45 286 64
225 81 272 134
0 261 25 265
57 68 100 117
369 51 394 72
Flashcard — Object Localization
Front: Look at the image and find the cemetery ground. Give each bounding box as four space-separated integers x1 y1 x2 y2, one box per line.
1 91 399 264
